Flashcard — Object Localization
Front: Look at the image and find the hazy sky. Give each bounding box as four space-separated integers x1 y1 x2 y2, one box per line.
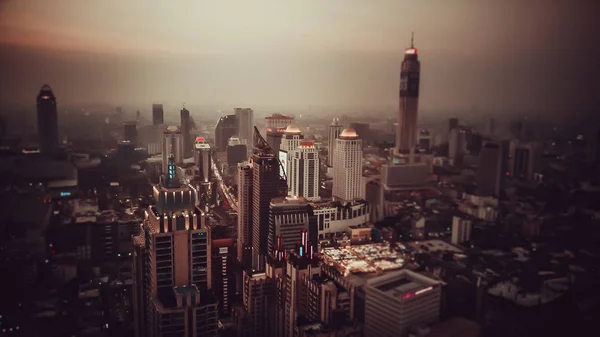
0 0 598 111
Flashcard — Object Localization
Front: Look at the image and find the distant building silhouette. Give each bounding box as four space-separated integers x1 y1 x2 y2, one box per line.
36 84 59 154
396 33 421 154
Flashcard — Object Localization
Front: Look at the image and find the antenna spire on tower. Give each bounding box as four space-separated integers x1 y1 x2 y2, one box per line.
411 32 415 48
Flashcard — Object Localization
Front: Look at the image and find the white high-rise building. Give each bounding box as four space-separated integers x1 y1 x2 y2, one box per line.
327 118 343 167
162 125 183 173
451 216 472 245
235 108 254 147
288 140 320 201
332 129 363 201
280 125 304 180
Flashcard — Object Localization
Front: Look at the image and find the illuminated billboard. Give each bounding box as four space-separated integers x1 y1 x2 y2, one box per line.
279 150 288 177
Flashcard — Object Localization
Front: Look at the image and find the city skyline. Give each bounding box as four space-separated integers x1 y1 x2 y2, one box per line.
1 0 598 112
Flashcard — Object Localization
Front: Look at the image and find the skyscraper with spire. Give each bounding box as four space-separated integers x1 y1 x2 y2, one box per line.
36 84 59 154
396 33 421 154
132 155 218 337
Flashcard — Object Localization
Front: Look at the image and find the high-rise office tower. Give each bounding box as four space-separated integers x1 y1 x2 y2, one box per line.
215 115 238 152
418 129 431 151
327 118 343 167
242 270 275 337
136 110 141 122
194 137 212 183
396 33 421 154
123 121 137 143
288 140 320 201
251 127 288 269
282 235 320 337
162 126 183 174
448 127 466 166
227 137 248 173
235 108 254 146
449 117 459 131
267 197 311 256
181 107 192 158
280 125 304 178
237 162 253 264
266 130 284 156
509 141 539 180
333 129 363 201
364 270 441 337
152 104 164 126
132 156 217 337
477 141 503 197
36 84 59 154
211 237 236 318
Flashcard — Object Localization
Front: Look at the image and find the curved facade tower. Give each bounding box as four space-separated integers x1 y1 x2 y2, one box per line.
36 84 59 154
396 33 421 154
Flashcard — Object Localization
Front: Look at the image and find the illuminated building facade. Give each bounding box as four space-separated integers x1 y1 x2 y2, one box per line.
132 156 217 337
211 238 236 317
279 125 304 179
332 129 363 201
396 33 421 154
36 84 59 154
364 270 441 337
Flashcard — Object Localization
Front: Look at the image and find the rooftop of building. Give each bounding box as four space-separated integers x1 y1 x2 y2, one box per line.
338 128 359 140
284 125 302 134
407 240 463 254
320 242 407 277
365 269 440 299
271 196 309 206
265 113 294 120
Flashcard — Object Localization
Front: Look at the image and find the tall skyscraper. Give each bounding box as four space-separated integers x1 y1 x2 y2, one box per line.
449 117 459 131
132 156 217 337
396 33 421 154
162 126 183 174
211 237 236 318
251 127 288 269
215 115 238 152
36 84 59 154
235 108 254 146
237 162 253 264
152 104 164 126
288 140 320 201
327 118 343 167
264 113 294 135
280 125 304 178
448 127 466 166
477 141 503 197
227 137 248 173
333 129 363 201
194 137 212 182
181 107 192 158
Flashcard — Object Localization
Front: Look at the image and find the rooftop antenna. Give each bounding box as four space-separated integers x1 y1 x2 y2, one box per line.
411 32 415 48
